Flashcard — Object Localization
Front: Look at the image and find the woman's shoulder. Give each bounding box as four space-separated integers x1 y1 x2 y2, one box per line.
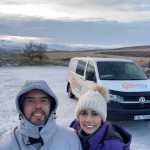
70 119 80 131
103 122 131 149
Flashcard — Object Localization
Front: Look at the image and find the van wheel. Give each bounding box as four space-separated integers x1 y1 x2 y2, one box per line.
67 84 74 98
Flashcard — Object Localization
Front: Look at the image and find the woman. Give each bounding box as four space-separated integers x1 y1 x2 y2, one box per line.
70 85 131 150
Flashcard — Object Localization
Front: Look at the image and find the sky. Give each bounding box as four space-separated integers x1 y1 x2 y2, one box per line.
0 0 150 48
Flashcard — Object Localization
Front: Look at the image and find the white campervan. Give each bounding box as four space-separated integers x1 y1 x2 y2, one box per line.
67 57 150 120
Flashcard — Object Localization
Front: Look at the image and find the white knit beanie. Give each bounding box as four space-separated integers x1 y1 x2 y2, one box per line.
75 85 110 122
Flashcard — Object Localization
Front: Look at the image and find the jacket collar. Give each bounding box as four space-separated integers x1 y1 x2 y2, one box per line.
40 116 57 144
78 122 108 150
86 122 131 149
88 122 108 149
19 114 57 145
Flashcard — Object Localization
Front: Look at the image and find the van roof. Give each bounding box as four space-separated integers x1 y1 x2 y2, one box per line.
71 57 133 62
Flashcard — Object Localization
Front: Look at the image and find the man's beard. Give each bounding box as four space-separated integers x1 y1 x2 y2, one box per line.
29 110 49 125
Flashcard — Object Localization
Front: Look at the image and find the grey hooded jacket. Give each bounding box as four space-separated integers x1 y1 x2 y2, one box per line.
0 80 82 150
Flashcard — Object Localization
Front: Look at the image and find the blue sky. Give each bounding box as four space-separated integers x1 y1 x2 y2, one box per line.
0 0 150 48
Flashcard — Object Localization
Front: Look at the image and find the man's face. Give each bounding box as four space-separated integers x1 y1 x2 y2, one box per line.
23 90 51 125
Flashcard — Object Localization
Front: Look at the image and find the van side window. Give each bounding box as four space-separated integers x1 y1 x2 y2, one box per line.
69 59 78 73
85 62 96 82
76 60 86 76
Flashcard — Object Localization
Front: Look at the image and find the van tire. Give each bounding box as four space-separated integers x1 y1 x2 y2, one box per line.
67 83 74 98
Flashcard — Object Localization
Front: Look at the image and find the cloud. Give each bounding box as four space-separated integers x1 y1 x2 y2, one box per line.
0 0 150 48
0 1 150 22
0 16 150 47
0 0 49 5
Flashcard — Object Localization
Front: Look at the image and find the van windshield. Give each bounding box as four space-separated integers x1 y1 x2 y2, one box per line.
97 61 147 80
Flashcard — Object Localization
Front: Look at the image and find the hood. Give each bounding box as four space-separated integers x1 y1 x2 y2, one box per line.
16 80 58 115
110 123 131 146
100 80 150 92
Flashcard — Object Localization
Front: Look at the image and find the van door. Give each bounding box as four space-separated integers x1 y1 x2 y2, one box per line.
74 60 87 97
82 61 97 94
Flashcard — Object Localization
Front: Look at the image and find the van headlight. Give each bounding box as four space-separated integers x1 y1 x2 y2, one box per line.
110 94 124 103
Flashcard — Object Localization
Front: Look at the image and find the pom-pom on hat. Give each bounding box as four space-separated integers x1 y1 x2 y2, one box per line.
75 85 110 122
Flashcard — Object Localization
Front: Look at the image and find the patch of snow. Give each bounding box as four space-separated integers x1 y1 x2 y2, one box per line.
0 66 149 149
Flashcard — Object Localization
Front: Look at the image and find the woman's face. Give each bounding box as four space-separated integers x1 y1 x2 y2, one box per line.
78 109 102 135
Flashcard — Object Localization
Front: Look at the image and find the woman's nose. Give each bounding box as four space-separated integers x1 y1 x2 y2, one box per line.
85 114 92 122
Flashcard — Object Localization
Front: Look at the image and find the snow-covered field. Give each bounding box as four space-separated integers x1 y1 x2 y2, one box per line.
0 65 150 149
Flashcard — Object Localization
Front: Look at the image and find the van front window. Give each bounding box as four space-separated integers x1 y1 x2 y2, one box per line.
97 61 147 80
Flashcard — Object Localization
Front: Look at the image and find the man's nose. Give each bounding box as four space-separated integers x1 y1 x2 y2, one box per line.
35 100 42 108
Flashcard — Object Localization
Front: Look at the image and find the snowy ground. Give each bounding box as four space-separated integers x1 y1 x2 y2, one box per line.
0 65 150 149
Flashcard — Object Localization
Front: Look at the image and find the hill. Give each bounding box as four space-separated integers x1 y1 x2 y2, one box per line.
0 45 150 67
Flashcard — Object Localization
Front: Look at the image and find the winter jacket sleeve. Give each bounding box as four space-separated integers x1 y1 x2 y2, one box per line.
0 131 19 150
66 127 83 150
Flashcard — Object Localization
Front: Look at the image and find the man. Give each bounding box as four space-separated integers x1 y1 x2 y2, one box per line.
0 80 82 150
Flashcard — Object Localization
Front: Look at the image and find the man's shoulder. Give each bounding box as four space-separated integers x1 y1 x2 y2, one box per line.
0 131 16 149
0 131 12 142
57 125 76 136
55 125 81 149
55 125 80 142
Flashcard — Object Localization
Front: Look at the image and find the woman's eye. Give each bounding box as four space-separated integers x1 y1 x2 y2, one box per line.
80 110 88 116
91 111 99 116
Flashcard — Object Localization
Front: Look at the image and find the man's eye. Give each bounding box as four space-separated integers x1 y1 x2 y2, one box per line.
25 99 34 103
41 99 49 103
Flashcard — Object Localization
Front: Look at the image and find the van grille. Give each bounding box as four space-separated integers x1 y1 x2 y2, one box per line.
109 90 150 109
